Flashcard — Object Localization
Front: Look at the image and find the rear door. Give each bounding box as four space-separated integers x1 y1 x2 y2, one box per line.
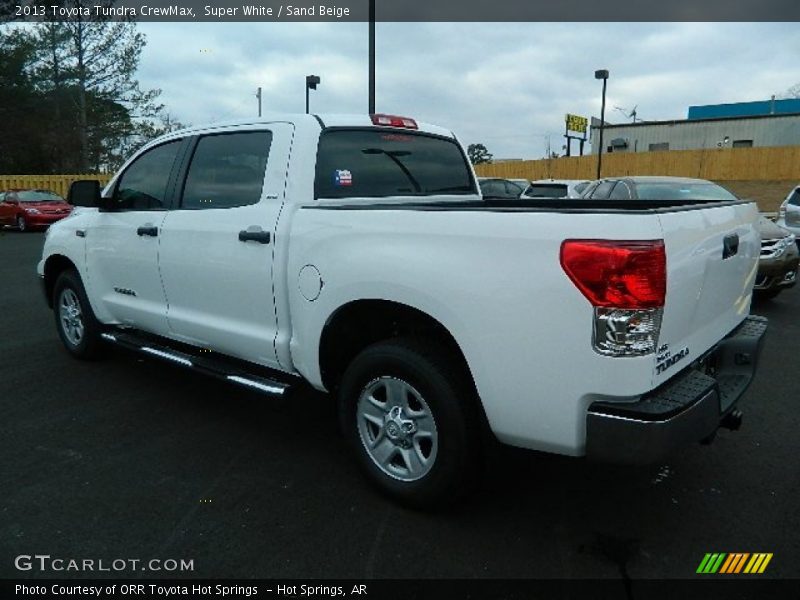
157 123 293 369
654 202 760 386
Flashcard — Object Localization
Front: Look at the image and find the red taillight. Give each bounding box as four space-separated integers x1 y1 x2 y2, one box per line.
560 240 666 309
370 114 418 129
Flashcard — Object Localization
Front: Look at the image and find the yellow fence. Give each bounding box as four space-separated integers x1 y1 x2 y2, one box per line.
474 146 800 182
0 174 113 198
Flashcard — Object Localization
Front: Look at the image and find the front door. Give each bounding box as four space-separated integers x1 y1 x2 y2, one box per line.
157 124 293 369
84 138 184 334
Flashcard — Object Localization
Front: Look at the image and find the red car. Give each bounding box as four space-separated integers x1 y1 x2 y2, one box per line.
0 189 73 231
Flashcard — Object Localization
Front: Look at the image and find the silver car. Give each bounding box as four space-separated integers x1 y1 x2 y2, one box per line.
521 179 590 199
776 185 800 250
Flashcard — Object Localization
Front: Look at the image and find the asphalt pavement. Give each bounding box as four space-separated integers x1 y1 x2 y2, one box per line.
1 230 798 582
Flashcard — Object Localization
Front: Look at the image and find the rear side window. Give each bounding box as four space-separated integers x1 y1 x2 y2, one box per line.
315 129 475 199
181 131 271 210
114 140 182 210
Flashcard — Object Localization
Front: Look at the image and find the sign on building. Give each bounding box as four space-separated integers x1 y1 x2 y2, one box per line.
565 113 588 134
564 114 588 156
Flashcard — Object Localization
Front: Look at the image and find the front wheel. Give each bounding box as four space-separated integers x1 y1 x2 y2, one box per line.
16 215 27 232
338 338 480 509
53 269 104 359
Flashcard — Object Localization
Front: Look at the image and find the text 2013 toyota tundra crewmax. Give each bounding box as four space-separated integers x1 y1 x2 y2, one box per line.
38 113 767 507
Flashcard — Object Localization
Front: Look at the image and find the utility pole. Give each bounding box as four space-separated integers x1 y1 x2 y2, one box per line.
306 75 320 114
256 87 262 117
368 0 375 113
594 69 610 179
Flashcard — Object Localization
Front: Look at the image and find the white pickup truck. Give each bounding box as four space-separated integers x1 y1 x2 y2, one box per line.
39 113 767 507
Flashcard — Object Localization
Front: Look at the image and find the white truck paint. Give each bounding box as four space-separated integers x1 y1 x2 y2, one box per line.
38 113 767 506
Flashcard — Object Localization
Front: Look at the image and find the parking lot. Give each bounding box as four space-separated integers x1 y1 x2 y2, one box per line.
1 230 797 582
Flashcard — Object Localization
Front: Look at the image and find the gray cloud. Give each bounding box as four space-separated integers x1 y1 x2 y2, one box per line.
136 22 800 158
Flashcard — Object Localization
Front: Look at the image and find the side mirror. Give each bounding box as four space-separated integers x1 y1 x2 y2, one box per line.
67 180 101 207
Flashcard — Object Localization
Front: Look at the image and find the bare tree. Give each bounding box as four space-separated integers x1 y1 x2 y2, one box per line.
780 83 800 99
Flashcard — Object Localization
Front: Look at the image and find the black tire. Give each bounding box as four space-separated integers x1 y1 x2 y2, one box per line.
16 215 27 232
338 337 480 509
53 269 104 360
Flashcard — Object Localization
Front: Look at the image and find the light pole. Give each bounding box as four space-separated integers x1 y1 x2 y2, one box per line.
256 87 262 117
368 0 375 113
305 75 320 114
594 69 609 179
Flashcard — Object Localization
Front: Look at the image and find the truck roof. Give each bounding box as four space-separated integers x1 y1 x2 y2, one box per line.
166 113 455 140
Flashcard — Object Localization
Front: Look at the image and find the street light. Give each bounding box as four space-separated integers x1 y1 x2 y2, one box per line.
368 0 375 114
305 75 321 114
594 69 609 179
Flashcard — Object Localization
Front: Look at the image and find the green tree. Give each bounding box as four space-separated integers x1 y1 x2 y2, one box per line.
467 143 493 165
31 1 164 171
0 29 51 173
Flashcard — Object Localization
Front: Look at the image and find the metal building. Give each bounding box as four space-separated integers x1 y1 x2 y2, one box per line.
589 99 800 154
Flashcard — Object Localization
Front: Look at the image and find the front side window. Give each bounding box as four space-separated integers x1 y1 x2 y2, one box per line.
113 140 182 210
786 189 800 206
181 131 272 210
315 129 475 199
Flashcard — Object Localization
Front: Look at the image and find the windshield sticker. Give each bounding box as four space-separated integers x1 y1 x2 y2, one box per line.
334 169 353 186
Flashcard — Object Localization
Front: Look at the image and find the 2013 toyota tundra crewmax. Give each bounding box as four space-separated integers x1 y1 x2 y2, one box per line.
38 113 767 507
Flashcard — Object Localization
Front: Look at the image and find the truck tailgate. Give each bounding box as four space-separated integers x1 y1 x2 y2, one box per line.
654 202 760 387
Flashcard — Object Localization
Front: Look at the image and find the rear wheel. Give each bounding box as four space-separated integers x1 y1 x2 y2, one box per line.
53 269 104 359
16 215 27 232
339 337 480 509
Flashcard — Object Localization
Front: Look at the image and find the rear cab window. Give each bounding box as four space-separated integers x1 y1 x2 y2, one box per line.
314 129 476 199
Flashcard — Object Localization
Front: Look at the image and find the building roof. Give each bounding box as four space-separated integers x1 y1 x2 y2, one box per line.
688 98 800 120
589 110 800 130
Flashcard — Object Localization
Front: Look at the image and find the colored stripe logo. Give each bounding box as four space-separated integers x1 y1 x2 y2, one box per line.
697 553 773 574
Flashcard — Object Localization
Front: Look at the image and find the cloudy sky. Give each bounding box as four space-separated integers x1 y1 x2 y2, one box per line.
135 22 800 159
